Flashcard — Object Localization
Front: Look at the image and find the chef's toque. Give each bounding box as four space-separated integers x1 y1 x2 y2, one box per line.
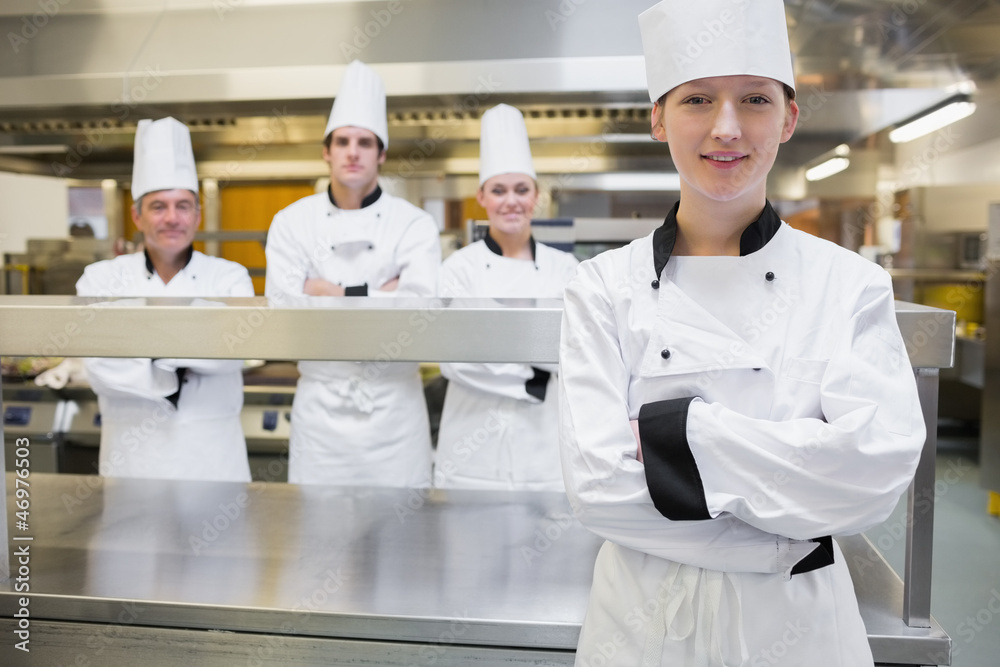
478 104 536 186
638 0 796 103
324 60 389 148
131 117 199 200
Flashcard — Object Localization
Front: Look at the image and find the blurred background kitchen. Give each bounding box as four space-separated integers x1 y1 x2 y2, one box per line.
1 1 999 664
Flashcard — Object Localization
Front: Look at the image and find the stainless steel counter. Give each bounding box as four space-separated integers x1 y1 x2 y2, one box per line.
0 475 951 666
1 474 590 665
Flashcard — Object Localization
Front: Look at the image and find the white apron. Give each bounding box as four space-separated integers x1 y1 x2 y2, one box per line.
435 238 578 490
265 188 441 486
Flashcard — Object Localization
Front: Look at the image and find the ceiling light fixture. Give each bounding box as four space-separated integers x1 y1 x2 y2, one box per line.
561 172 682 191
888 95 976 144
805 157 850 182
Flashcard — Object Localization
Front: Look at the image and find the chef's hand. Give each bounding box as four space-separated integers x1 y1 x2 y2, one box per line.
304 278 346 297
630 419 643 463
378 276 400 292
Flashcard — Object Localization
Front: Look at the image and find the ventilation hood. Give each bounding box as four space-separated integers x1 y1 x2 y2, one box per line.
1 0 998 184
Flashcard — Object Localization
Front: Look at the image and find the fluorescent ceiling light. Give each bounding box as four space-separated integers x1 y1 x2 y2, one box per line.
889 100 976 144
805 157 850 182
0 144 69 155
539 134 655 144
557 172 681 192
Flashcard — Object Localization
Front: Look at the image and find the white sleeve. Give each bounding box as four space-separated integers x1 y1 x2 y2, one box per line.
559 264 817 574
155 262 254 375
264 209 310 301
367 211 440 298
83 357 179 404
438 250 544 402
441 362 545 403
76 263 175 403
641 271 925 540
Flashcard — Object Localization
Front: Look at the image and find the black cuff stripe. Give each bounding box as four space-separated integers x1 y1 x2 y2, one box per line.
525 367 551 402
790 536 835 575
344 284 368 297
639 397 711 520
165 367 187 408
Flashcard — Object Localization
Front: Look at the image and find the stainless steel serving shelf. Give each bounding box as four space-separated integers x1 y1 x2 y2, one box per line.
0 296 956 666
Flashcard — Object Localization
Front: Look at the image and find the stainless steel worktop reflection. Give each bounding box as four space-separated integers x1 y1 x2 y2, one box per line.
1 473 600 649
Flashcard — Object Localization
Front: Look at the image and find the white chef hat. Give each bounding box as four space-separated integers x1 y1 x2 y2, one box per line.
478 104 536 186
638 0 796 103
131 117 199 200
324 60 389 148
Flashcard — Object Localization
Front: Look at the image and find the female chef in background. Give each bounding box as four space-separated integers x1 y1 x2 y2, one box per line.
559 1 925 665
434 104 578 491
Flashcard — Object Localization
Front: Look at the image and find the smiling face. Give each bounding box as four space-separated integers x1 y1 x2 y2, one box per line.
132 189 200 261
477 173 538 238
323 126 386 192
652 75 798 210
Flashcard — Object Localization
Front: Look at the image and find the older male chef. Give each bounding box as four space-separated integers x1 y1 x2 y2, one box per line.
76 117 254 482
265 60 440 487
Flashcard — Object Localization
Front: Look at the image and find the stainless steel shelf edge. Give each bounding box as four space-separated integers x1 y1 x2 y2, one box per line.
0 297 955 368
894 301 956 370
0 619 577 667
0 296 563 364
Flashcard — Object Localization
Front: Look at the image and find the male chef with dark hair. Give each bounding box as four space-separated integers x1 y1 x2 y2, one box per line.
265 60 440 487
77 117 254 482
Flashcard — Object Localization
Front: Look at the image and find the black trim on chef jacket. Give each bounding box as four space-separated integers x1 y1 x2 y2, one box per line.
144 245 194 278
483 229 537 263
164 368 187 408
483 230 547 399
328 185 382 296
642 200 832 574
144 247 194 406
651 199 782 278
525 367 551 402
328 184 383 209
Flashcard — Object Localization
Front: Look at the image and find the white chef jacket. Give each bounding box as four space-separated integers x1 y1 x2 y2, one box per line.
265 186 441 487
435 234 578 490
76 249 254 482
560 202 925 667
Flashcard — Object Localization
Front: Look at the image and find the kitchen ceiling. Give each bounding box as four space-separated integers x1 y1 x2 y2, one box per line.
0 0 998 185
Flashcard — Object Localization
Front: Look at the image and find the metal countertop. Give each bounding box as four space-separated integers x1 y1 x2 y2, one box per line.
2 473 599 650
1 474 951 665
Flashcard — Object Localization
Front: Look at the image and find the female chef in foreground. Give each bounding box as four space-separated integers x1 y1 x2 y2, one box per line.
435 104 578 490
559 1 925 665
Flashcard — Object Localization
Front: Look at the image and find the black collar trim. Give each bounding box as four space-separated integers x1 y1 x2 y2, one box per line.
328 184 382 209
652 200 781 278
145 245 194 277
484 230 536 262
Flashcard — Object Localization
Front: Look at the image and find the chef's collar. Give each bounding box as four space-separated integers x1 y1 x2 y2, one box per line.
328 184 383 210
484 229 537 262
144 245 194 278
652 200 781 278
